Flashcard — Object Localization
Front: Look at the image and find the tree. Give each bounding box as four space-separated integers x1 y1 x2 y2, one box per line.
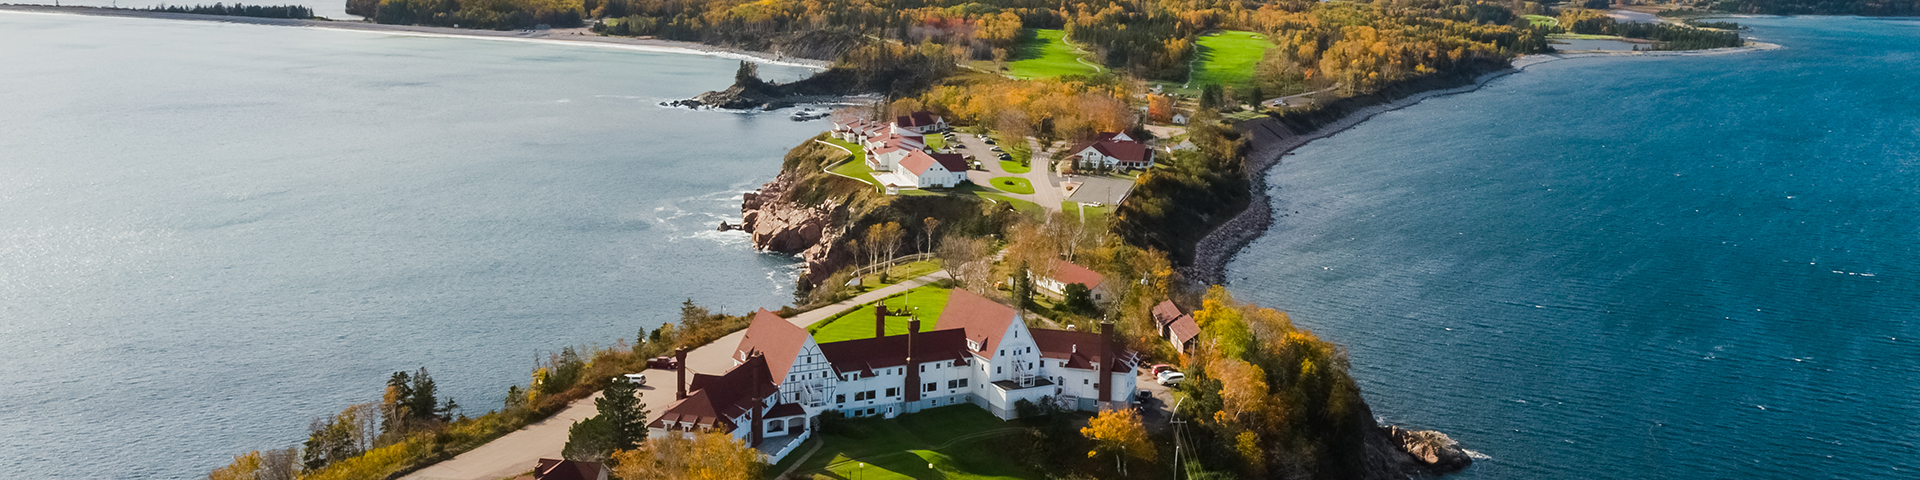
562 416 617 462
611 429 766 479
596 379 651 450
1062 283 1098 316
937 236 990 291
921 217 941 254
864 221 904 267
1081 407 1155 474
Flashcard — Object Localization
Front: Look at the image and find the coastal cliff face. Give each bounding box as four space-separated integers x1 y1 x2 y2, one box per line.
740 172 852 283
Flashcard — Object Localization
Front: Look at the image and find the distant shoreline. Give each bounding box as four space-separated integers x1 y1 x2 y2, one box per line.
0 4 832 70
1185 40 1782 286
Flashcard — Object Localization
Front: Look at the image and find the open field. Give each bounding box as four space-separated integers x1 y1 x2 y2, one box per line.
1064 201 1112 225
1007 29 1101 79
808 285 952 343
1525 14 1559 27
772 405 1033 480
1189 31 1274 91
999 159 1030 173
990 177 1035 194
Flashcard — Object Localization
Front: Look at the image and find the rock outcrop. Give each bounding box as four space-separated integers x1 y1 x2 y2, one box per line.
1379 425 1473 475
740 173 850 283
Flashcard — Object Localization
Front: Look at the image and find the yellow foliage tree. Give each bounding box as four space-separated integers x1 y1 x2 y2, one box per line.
1081 407 1157 470
611 430 766 480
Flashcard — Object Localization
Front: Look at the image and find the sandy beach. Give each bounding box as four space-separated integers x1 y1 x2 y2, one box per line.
0 4 832 70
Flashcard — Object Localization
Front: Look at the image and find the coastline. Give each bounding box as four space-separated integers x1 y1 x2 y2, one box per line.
1184 41 1782 286
0 4 831 70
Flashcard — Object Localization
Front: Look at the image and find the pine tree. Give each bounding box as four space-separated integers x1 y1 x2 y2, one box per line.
596 380 651 449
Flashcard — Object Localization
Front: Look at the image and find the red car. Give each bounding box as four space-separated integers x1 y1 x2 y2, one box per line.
1150 364 1176 376
647 356 679 371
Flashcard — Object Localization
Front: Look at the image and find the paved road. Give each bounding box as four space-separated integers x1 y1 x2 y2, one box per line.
1021 138 1066 212
402 271 951 480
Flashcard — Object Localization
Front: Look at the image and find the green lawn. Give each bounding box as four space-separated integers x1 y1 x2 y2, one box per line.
977 192 1043 216
924 133 947 151
824 139 879 187
1550 33 1626 40
1007 29 1101 79
1062 201 1112 225
773 405 1033 480
1190 31 1274 92
1524 14 1558 27
855 259 941 291
808 285 952 343
989 177 1034 195
998 159 1030 174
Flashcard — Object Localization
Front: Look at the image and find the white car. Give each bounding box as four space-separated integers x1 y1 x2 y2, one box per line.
623 373 647 386
1156 371 1184 386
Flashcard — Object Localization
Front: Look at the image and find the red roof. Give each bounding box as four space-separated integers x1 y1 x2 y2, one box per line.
534 459 604 480
1168 315 1201 345
899 151 966 175
896 111 943 128
935 289 1019 359
1069 133 1151 164
1030 329 1135 373
651 355 774 432
1151 300 1184 326
1050 260 1105 289
736 309 809 385
818 328 969 376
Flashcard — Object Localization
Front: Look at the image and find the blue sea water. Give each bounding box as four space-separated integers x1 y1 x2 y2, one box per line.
0 12 824 479
1226 16 1920 479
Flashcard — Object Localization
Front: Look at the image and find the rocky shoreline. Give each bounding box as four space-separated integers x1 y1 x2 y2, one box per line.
1182 41 1780 286
739 172 851 284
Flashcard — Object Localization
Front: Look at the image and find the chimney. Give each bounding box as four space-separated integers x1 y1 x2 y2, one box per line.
875 303 888 339
906 317 921 404
750 353 764 448
675 347 689 400
1096 321 1114 405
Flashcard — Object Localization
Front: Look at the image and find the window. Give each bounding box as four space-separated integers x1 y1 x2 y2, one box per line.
1084 379 1089 385
924 382 936 392
999 349 1004 356
996 367 1002 374
886 387 899 397
958 379 968 388
836 394 845 404
946 380 958 389
920 365 925 372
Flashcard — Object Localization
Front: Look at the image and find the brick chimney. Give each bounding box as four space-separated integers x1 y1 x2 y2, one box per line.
905 317 921 404
875 303 889 338
675 347 688 400
750 353 764 448
1096 321 1114 405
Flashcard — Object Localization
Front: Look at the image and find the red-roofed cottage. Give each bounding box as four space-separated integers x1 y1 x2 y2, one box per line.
892 111 947 134
1151 300 1201 354
896 151 969 188
1068 132 1154 170
1035 260 1110 303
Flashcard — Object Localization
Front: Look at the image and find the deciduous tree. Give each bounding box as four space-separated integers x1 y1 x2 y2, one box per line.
1081 407 1155 474
611 429 766 480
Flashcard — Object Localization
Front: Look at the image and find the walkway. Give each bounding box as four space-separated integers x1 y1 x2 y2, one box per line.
1020 138 1066 212
401 271 952 480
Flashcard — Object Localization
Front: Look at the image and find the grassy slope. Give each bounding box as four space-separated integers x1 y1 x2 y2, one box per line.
825 138 879 187
809 285 952 343
998 160 1030 173
774 405 1033 480
1007 29 1100 79
1524 14 1559 27
1190 31 1274 91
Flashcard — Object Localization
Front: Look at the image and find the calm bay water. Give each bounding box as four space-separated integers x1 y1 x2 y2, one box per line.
1227 17 1919 479
0 12 823 478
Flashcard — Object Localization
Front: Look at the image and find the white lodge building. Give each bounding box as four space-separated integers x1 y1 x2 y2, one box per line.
649 289 1139 462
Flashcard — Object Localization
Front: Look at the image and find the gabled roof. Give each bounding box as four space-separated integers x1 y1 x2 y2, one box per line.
896 111 943 128
1168 315 1201 345
651 355 775 432
736 309 809 385
1151 300 1185 327
899 151 966 175
1093 131 1134 142
535 458 604 480
1050 260 1105 289
818 328 969 375
936 289 1019 359
1069 133 1151 163
1031 329 1136 373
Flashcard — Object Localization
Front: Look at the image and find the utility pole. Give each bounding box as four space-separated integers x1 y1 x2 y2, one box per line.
1171 396 1186 480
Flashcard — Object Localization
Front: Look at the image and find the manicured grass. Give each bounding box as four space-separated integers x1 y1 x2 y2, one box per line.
824 138 880 187
780 405 1033 480
1006 29 1101 79
856 259 941 290
989 177 1034 195
808 285 952 343
1550 33 1626 40
1190 31 1274 92
977 192 1043 216
998 159 1030 173
1062 201 1112 225
1524 14 1558 27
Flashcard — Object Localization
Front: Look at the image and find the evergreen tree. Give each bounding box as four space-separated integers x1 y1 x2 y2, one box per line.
596 380 651 450
562 416 617 462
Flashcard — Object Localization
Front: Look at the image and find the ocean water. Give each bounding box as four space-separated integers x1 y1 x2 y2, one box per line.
1227 17 1919 479
0 12 824 479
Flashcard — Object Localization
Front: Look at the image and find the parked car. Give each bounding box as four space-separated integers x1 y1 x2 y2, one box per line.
1156 371 1185 386
1150 364 1177 376
1134 389 1154 403
622 373 647 386
647 356 679 370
